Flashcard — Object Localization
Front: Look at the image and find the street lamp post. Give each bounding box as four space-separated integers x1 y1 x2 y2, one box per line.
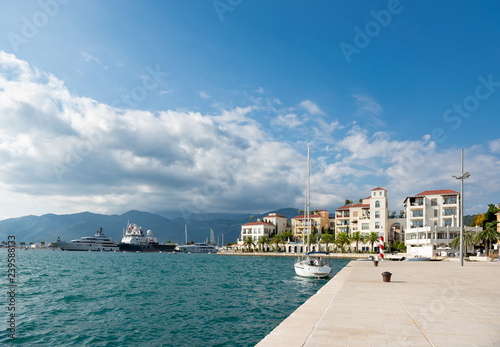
452 148 470 267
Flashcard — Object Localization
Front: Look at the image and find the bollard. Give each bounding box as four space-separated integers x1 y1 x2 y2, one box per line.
373 260 379 267
382 271 392 282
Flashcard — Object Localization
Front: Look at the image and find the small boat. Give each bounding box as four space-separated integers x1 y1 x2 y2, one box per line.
294 147 332 278
177 243 218 253
54 227 119 251
294 252 332 278
118 222 177 252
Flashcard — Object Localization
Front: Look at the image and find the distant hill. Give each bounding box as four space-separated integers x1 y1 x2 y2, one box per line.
0 208 300 245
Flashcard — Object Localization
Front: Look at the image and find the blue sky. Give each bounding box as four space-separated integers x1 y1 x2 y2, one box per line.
0 0 499 219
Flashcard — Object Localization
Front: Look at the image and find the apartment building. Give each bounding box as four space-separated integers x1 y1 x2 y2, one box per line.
335 187 389 251
239 221 276 245
291 209 331 242
404 189 465 257
262 213 290 234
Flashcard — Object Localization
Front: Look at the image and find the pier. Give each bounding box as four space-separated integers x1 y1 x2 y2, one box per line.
258 260 500 346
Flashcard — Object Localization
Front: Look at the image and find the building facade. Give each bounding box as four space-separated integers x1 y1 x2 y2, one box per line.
335 187 389 251
291 209 331 242
239 221 275 245
404 189 466 257
262 213 290 234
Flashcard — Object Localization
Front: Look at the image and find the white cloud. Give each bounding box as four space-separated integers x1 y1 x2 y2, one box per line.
81 51 100 63
0 51 499 219
272 113 303 128
489 138 500 153
353 94 383 116
199 91 210 99
255 86 265 94
299 100 325 116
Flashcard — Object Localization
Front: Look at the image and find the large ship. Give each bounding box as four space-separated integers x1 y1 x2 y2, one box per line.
118 222 177 252
54 227 119 251
178 243 218 253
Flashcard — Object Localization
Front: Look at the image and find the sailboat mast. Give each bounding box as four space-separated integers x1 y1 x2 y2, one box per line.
306 146 311 252
185 224 187 244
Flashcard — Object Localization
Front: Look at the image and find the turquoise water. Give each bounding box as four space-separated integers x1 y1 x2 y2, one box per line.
0 250 350 346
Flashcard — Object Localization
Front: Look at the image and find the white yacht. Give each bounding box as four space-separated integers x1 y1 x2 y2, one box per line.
294 252 332 278
294 147 332 278
119 222 176 252
178 243 218 253
54 228 119 251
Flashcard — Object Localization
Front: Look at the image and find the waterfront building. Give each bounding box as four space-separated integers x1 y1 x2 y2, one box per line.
237 213 291 250
335 187 390 252
262 213 290 234
291 209 331 242
403 189 481 257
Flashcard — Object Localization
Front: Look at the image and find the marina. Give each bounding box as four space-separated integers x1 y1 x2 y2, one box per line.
0 249 350 345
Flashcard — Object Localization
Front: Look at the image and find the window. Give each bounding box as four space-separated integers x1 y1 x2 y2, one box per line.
412 210 423 217
444 197 457 204
375 201 380 208
411 220 423 227
373 192 376 196
437 233 445 239
353 211 358 217
362 223 369 230
375 211 380 218
379 192 382 196
431 198 437 206
444 219 452 227
444 208 456 216
375 222 380 229
434 209 438 217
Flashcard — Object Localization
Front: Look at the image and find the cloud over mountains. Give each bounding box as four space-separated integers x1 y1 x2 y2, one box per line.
0 51 499 219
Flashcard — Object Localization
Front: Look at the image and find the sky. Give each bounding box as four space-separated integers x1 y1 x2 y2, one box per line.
0 0 499 220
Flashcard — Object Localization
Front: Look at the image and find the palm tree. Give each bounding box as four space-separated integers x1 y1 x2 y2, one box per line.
244 236 254 252
320 233 335 252
257 236 269 252
351 231 365 253
451 229 476 255
335 232 350 252
272 235 281 252
473 221 500 257
366 232 380 253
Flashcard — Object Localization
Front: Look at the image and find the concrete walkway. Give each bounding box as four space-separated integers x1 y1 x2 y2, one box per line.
257 260 500 346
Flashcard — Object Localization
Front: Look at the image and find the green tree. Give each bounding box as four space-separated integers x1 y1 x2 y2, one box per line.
257 236 269 252
249 215 254 221
298 209 304 215
280 230 293 243
390 211 397 219
320 234 335 252
473 221 500 257
345 199 353 205
399 210 405 218
351 231 365 253
20 242 26 247
451 229 476 255
41 241 46 247
272 235 281 252
335 232 350 252
483 204 499 227
366 232 380 253
244 236 254 251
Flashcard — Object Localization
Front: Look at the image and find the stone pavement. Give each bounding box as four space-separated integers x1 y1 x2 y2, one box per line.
257 260 500 346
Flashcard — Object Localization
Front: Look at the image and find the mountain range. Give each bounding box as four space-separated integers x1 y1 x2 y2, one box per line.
0 208 300 245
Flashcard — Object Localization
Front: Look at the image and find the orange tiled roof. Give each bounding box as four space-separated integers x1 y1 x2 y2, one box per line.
416 189 459 196
371 187 386 191
336 204 370 210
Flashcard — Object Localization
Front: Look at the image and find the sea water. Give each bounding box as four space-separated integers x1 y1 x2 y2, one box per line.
0 249 350 346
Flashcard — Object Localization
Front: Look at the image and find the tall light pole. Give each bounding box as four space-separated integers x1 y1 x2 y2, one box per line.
452 148 470 267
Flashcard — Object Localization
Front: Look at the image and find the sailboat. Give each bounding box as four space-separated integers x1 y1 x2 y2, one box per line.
294 147 332 278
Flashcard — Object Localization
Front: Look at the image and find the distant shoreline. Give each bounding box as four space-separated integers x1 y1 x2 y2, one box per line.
217 251 371 259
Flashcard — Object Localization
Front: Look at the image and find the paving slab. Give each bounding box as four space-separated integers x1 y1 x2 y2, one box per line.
257 260 500 346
